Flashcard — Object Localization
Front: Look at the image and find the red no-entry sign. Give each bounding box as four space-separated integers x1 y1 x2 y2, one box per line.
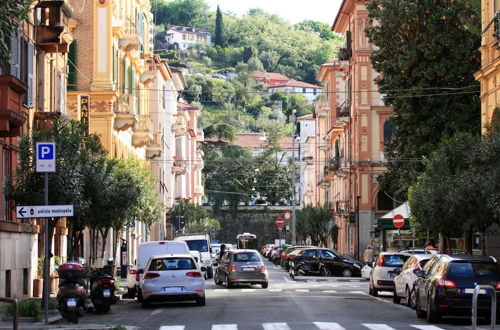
276 218 284 226
393 214 405 228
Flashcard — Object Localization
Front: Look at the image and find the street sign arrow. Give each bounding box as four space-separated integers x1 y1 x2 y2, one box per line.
18 207 26 218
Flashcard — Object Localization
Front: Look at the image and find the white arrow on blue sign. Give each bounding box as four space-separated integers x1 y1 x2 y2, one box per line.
36 142 56 173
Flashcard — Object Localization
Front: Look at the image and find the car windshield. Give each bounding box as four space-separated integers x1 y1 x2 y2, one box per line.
448 261 500 278
382 254 409 267
185 240 209 252
148 257 196 271
233 252 261 262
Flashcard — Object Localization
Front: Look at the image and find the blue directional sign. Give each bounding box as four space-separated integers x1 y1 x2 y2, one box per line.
36 142 56 172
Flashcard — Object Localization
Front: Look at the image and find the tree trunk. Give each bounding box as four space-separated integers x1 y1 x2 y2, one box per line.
99 228 110 259
480 231 486 255
464 224 473 254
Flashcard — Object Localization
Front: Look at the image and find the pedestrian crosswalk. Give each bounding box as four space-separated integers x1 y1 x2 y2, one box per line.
158 322 449 330
208 288 369 295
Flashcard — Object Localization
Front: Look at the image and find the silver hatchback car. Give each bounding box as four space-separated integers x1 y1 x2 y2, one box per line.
214 249 268 288
139 254 205 307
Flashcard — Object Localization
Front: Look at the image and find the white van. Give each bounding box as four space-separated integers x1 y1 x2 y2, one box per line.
129 240 190 300
175 235 213 278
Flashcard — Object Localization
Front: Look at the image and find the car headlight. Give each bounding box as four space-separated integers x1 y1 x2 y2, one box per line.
353 263 361 268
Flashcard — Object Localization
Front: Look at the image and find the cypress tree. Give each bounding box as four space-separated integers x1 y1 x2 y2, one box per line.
214 5 224 47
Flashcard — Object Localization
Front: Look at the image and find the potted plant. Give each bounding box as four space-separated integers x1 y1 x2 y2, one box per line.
50 256 64 294
32 257 44 297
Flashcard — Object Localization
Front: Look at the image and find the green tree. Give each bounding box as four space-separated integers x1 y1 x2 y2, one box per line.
295 20 336 40
366 0 481 199
0 0 32 64
214 5 224 47
169 198 219 234
296 204 336 246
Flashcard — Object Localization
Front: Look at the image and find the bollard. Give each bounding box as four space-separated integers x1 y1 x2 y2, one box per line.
471 284 496 330
0 297 19 330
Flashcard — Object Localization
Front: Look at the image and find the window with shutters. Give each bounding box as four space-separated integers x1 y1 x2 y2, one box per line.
122 60 127 94
67 41 77 91
113 45 118 90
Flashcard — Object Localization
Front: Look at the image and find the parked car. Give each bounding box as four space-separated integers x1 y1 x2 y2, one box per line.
214 249 268 288
260 244 274 257
369 252 411 296
139 254 205 307
189 250 207 279
269 246 282 264
175 234 214 278
280 246 313 270
400 249 438 255
290 248 363 277
393 254 434 306
414 254 500 323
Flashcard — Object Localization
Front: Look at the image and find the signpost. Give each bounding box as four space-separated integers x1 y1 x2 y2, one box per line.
393 214 405 228
16 205 73 218
275 218 284 226
284 211 291 221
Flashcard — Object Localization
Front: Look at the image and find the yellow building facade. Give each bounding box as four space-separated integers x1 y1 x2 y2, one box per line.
476 0 500 130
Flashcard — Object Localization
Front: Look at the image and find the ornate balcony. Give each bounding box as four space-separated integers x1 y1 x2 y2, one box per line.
132 114 153 148
36 0 74 53
171 116 187 136
146 131 162 159
119 19 141 52
336 102 350 123
0 76 28 137
114 95 137 131
314 100 329 118
172 158 186 175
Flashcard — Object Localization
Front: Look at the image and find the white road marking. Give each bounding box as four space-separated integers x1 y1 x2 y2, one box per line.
150 308 163 316
410 326 446 330
262 323 291 330
322 290 337 293
349 291 365 294
269 289 282 292
214 289 229 292
362 324 396 330
283 276 293 283
212 325 238 330
159 327 185 330
241 289 256 292
314 322 347 330
295 289 309 292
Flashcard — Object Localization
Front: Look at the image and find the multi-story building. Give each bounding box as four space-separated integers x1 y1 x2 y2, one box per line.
317 0 395 258
268 80 322 103
165 26 212 51
297 114 316 206
253 71 290 87
475 0 500 130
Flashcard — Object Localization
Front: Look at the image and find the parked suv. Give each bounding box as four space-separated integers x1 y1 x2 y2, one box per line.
414 254 500 323
369 252 411 296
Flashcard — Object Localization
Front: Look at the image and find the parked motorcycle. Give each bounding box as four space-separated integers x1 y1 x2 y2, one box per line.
89 260 117 314
56 262 88 323
294 259 331 277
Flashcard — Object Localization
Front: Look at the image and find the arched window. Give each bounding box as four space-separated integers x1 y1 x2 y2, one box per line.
383 120 393 143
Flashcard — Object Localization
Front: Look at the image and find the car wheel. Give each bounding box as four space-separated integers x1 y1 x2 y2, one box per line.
137 288 143 303
225 275 232 288
415 292 426 319
207 267 213 279
393 285 401 304
341 268 352 277
196 297 206 306
214 271 223 285
406 287 414 308
141 300 150 308
127 287 136 299
261 282 268 289
369 280 378 297
426 296 441 323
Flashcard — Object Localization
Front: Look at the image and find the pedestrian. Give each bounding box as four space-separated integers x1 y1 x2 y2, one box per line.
363 245 374 265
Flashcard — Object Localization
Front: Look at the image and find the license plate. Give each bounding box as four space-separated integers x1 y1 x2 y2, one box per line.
242 267 256 272
464 288 487 294
162 287 183 293
67 298 77 308
389 272 397 278
103 289 111 297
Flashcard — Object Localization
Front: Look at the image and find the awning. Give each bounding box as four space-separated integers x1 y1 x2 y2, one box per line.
381 201 411 219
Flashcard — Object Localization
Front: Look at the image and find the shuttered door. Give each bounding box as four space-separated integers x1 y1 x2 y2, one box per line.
24 42 35 108
67 41 77 91
9 29 21 79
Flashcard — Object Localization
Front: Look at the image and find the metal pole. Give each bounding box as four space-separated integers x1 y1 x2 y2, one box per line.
291 111 297 245
0 297 19 330
43 172 49 324
356 195 361 261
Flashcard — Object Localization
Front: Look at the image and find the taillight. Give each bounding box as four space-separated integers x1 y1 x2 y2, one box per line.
437 279 456 288
129 269 137 275
186 272 202 277
377 255 385 267
260 265 266 272
144 272 160 279
75 287 84 294
135 273 140 282
60 287 68 294
231 264 237 272
496 283 500 290
159 241 165 245
99 280 113 285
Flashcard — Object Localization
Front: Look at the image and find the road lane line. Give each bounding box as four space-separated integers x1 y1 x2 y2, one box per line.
362 324 396 330
150 308 163 316
410 326 446 330
349 291 365 294
212 324 238 330
241 289 256 292
295 289 309 292
214 289 229 292
262 323 291 330
283 276 293 283
159 326 185 330
314 322 346 330
322 290 337 293
269 289 282 292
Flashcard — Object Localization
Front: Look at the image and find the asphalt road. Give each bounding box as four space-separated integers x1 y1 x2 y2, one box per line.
74 260 481 330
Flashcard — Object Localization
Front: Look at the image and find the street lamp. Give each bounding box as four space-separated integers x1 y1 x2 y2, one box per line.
289 109 297 245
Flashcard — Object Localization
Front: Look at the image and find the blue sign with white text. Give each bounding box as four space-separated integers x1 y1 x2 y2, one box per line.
38 144 54 160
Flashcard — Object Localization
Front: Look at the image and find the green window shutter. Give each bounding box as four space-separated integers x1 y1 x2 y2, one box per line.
113 44 118 88
127 66 133 94
131 68 136 94
67 41 77 91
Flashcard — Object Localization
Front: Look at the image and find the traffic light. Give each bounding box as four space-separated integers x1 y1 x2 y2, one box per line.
210 226 216 238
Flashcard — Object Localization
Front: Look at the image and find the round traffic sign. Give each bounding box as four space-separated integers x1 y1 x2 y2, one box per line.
393 214 405 228
284 212 291 220
276 218 284 226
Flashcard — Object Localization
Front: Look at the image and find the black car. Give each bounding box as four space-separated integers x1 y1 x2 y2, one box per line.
290 248 362 277
414 254 500 323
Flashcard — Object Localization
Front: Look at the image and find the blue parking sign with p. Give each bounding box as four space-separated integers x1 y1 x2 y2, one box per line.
36 142 56 172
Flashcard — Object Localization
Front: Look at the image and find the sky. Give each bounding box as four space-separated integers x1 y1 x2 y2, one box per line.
203 0 343 25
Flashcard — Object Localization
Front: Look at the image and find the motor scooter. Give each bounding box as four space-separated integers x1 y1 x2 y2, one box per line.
56 262 88 323
293 258 331 277
90 260 117 313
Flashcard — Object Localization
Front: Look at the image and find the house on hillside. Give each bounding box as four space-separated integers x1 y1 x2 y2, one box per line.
252 71 290 87
165 26 212 51
269 80 322 103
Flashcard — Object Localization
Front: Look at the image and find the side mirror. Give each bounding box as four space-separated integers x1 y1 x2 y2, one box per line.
138 269 144 274
413 269 424 277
